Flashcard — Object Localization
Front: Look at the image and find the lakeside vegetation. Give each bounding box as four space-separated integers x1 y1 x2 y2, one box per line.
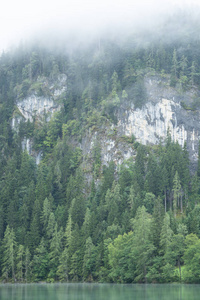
1 13 200 283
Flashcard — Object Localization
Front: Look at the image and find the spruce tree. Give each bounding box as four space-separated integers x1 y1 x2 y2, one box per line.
172 171 181 217
82 237 96 281
16 244 24 282
2 225 17 282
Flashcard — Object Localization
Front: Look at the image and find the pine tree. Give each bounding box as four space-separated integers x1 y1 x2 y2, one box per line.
7 190 19 229
190 61 197 86
191 173 200 206
46 212 56 239
172 171 181 217
41 197 52 234
57 215 73 281
16 244 24 282
179 55 188 77
82 237 96 281
2 225 17 282
82 208 91 240
57 247 69 282
105 182 121 226
170 49 178 86
19 151 35 187
160 166 168 212
69 251 79 282
69 224 82 280
32 238 49 281
48 223 63 281
131 206 155 283
25 247 31 282
160 213 173 255
134 145 145 191
151 197 164 251
29 199 41 251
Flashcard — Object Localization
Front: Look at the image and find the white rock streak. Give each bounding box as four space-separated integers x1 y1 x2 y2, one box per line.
17 96 60 122
122 98 187 147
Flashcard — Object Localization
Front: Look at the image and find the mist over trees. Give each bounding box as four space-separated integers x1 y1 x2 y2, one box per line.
1 9 200 283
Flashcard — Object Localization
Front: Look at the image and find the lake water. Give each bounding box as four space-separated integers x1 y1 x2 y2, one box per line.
0 283 200 300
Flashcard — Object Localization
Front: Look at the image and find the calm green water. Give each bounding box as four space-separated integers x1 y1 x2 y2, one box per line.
0 283 200 300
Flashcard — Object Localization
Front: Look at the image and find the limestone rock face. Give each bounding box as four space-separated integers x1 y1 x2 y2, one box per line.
80 128 136 171
12 74 67 164
11 73 200 170
12 74 67 127
118 76 200 171
17 96 60 122
81 92 200 173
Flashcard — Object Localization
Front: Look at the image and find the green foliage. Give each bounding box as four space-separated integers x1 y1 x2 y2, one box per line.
172 171 182 217
16 244 25 282
108 232 134 283
1 31 200 284
183 234 200 282
82 237 96 281
131 77 147 109
1 226 16 282
131 206 155 283
32 238 49 281
62 120 80 137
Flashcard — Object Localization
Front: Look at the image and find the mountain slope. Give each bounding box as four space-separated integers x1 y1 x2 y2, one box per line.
1 15 200 283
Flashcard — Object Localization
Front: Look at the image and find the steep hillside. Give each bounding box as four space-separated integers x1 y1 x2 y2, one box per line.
12 71 200 172
1 16 200 283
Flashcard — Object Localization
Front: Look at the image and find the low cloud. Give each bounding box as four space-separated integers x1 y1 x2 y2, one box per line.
0 0 200 52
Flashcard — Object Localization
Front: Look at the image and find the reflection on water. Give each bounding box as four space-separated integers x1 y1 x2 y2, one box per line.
0 283 200 300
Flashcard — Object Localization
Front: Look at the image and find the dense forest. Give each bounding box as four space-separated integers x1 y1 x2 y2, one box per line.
1 11 200 284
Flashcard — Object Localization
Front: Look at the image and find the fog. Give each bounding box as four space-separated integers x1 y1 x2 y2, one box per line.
1 0 200 52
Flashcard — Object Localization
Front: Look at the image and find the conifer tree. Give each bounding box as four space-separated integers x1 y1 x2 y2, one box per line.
48 223 63 281
2 225 16 281
172 171 182 217
69 251 79 282
82 237 96 281
82 208 91 240
190 61 197 86
57 214 73 281
160 213 173 255
29 199 41 251
41 197 52 234
32 238 49 281
16 244 24 282
25 247 31 282
151 197 164 251
170 49 178 86
134 145 145 191
131 206 155 283
46 212 56 239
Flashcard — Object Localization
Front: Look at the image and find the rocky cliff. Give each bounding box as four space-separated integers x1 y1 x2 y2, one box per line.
117 76 200 170
12 74 67 127
12 73 200 170
12 74 67 163
80 75 200 172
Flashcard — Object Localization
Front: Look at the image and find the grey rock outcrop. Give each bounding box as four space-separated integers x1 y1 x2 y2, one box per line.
117 76 200 171
12 73 67 164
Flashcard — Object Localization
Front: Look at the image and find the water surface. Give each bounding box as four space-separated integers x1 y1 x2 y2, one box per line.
0 283 200 300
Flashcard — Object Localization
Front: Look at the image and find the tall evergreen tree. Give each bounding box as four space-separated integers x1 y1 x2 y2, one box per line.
131 206 155 283
2 225 16 281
